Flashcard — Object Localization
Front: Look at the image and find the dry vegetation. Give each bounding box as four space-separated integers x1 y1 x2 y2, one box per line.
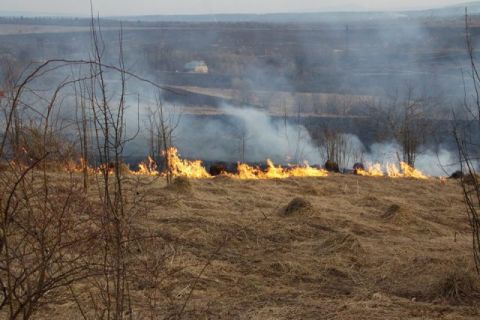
170 85 375 117
1 14 480 320
18 172 480 319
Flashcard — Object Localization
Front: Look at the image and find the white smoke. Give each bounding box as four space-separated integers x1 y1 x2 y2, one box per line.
362 141 459 176
137 103 463 176
174 105 322 164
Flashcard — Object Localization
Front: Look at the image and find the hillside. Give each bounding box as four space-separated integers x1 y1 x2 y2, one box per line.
39 174 480 319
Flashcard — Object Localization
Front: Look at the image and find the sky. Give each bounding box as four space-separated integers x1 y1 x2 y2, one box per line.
0 0 469 16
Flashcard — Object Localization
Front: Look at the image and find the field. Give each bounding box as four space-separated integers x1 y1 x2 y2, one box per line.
1 13 480 320
39 173 479 319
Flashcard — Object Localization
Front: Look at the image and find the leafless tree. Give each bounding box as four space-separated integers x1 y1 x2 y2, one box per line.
74 78 92 191
320 128 363 169
0 58 99 320
146 93 181 184
374 85 438 167
231 122 252 163
0 11 177 318
455 8 480 274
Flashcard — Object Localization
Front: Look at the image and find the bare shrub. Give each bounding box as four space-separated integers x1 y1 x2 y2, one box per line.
319 129 364 170
146 96 181 184
0 13 174 319
456 9 480 275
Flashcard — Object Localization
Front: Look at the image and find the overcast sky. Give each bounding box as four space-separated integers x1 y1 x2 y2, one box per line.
0 0 467 16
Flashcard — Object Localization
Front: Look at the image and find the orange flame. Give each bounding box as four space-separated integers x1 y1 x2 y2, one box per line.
235 162 263 179
64 158 96 175
62 148 328 179
132 156 159 176
356 163 383 177
282 161 329 178
356 162 427 179
399 162 427 179
230 159 328 179
60 147 427 180
165 147 211 178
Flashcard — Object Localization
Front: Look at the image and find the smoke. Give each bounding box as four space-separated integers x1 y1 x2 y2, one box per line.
2 15 477 178
360 141 460 176
132 99 465 176
173 104 322 164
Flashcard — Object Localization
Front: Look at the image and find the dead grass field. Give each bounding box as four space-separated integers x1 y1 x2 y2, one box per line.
169 85 374 117
36 174 480 319
0 24 158 35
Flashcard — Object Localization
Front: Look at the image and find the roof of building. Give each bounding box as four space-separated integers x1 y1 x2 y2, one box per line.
184 60 207 69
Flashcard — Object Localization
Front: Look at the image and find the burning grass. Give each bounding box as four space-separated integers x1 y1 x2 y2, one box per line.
59 147 436 183
356 162 428 179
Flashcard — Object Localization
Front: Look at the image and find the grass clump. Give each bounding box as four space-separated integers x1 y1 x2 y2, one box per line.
282 197 312 216
167 176 192 193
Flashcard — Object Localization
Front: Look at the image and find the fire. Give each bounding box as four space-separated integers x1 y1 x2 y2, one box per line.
356 163 383 177
64 158 97 175
235 163 263 179
59 147 427 180
356 162 427 179
165 147 211 178
262 159 290 179
56 150 330 180
132 156 159 176
285 161 329 178
230 159 328 179
399 162 427 179
387 163 402 178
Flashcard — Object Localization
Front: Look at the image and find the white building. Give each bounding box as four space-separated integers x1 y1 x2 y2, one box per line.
184 60 209 74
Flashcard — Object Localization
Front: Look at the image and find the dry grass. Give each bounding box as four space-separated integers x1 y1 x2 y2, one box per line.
29 174 480 319
281 197 313 216
166 176 193 193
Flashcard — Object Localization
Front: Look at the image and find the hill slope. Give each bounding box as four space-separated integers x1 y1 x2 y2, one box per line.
44 174 480 319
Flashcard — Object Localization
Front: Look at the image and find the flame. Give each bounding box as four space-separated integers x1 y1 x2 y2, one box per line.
387 163 402 178
356 162 427 179
60 149 327 179
263 159 290 179
229 159 328 179
285 161 329 178
235 163 263 179
132 156 159 176
356 163 383 177
98 163 116 175
165 147 211 178
399 162 427 179
64 158 96 175
59 147 427 180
